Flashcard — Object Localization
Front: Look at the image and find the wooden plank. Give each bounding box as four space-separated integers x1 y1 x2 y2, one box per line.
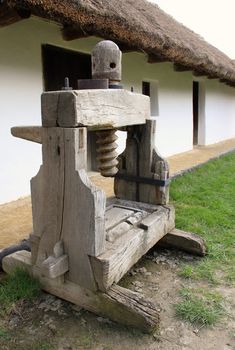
31 128 65 266
11 126 42 144
114 120 170 205
3 251 160 333
91 205 175 291
105 207 134 231
61 128 106 290
30 127 106 290
41 90 149 129
158 228 207 256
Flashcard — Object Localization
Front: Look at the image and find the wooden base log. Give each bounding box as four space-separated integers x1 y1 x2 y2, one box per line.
158 229 207 256
0 239 30 270
2 251 160 333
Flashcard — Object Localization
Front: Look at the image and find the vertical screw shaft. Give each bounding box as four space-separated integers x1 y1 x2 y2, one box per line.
96 129 118 177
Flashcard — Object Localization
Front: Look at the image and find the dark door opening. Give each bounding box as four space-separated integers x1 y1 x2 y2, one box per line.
193 81 199 145
42 44 98 171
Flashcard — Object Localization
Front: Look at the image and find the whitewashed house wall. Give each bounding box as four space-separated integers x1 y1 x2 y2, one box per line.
0 17 235 204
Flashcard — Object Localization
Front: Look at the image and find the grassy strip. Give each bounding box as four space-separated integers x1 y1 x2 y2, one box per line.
174 287 224 326
170 152 235 284
0 268 41 316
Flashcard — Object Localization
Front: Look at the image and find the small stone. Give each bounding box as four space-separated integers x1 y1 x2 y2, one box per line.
136 267 147 274
48 323 57 333
97 316 112 324
132 280 144 288
144 271 152 276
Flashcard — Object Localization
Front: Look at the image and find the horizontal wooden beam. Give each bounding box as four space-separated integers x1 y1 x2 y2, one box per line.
158 228 206 256
147 54 169 63
3 251 160 333
193 70 206 77
62 26 91 41
173 63 192 72
207 75 218 80
0 3 30 27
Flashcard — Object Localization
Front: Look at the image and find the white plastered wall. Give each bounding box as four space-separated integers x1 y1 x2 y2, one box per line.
122 54 194 157
204 80 235 145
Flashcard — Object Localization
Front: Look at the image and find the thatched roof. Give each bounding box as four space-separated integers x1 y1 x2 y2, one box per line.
2 0 235 85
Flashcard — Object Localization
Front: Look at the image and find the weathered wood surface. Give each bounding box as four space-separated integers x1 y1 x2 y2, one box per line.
114 119 170 205
158 228 207 256
91 204 175 291
92 40 122 83
41 241 69 279
31 127 106 290
11 126 42 144
0 239 30 270
41 90 149 129
3 251 160 333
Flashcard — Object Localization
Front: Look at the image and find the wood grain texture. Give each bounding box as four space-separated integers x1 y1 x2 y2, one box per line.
11 126 42 144
41 90 149 129
3 251 160 333
158 228 207 256
30 127 106 290
114 120 170 205
91 205 175 291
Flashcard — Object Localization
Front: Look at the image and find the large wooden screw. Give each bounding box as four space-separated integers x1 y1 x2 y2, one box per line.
92 40 122 177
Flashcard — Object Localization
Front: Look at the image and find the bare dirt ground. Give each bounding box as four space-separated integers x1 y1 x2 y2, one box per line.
1 251 235 350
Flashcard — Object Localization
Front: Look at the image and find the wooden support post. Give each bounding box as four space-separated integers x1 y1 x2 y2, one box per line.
3 251 160 333
30 127 106 291
114 119 170 205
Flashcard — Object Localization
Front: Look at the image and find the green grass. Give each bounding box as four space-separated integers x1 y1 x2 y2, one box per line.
175 287 224 326
0 268 41 315
0 327 10 339
170 152 235 284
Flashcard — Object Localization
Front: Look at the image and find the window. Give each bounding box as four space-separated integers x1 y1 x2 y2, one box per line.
42 44 91 91
142 80 159 116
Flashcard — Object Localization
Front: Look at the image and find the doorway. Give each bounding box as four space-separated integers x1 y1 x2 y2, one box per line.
193 81 199 145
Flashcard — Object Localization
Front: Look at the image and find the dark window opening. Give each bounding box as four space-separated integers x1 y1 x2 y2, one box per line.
42 44 91 91
142 81 150 97
193 81 199 145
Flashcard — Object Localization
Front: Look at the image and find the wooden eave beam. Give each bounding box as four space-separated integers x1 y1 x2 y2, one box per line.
207 75 218 80
0 3 30 27
62 25 138 54
62 26 92 41
173 63 192 72
147 54 169 63
193 70 207 77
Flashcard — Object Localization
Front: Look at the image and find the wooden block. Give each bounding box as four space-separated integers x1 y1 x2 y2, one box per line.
105 206 134 231
11 126 42 144
31 127 106 291
3 251 160 334
158 228 207 256
41 255 69 279
91 205 175 291
41 90 149 129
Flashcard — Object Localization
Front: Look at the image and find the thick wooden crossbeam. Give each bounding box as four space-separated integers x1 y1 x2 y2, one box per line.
173 63 192 72
11 126 42 144
158 228 206 256
3 251 160 333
